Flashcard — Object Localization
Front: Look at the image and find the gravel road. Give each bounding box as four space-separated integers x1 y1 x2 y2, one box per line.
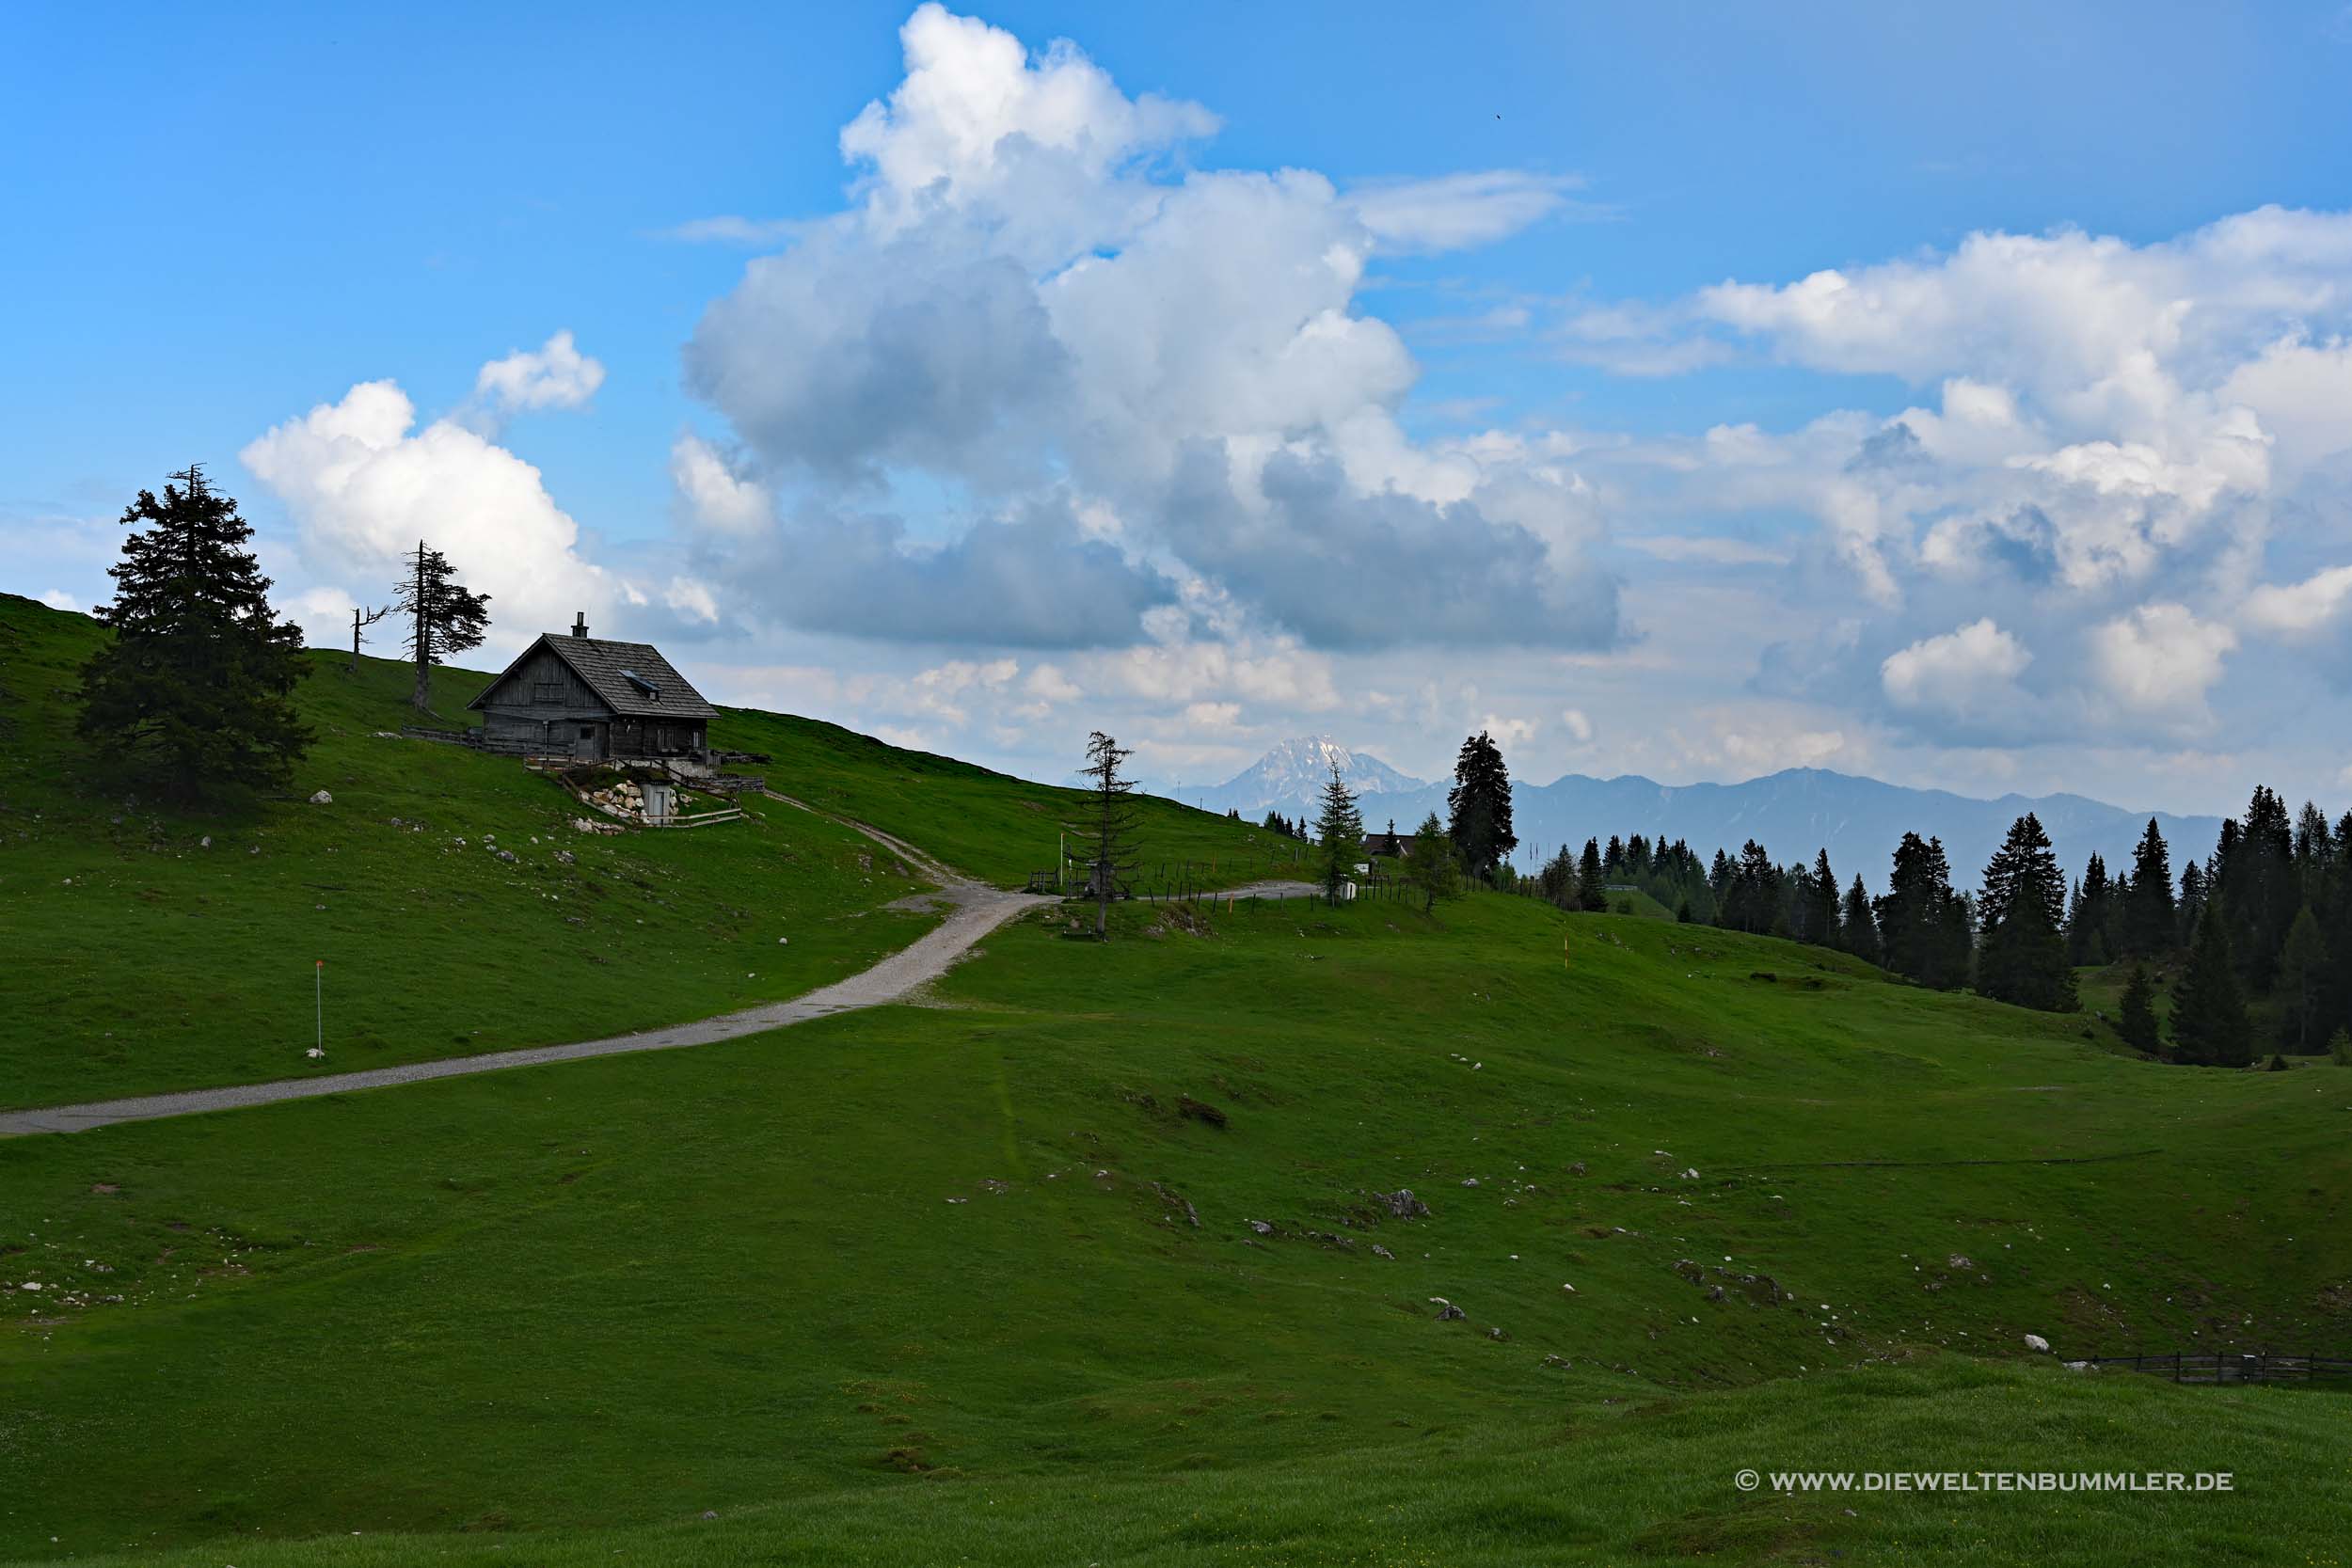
0 868 1046 1139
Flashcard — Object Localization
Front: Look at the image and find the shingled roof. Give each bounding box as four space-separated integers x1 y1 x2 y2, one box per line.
470 633 718 720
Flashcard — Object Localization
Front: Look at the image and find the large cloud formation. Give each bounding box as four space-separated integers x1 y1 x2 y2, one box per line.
240 338 644 649
200 7 2351 802
676 3 1621 654
1561 208 2352 756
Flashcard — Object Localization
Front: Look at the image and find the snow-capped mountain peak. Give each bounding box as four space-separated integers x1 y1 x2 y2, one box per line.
1189 736 1429 821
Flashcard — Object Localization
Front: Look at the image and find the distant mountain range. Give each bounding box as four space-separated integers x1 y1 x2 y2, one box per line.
1175 738 2227 892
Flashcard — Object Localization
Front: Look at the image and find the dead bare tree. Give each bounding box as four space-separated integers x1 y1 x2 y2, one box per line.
1081 730 1139 939
348 603 391 676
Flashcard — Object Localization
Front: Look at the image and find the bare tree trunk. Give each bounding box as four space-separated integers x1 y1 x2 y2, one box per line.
410 542 432 712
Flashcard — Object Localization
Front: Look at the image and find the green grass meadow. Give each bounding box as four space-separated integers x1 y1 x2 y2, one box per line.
0 595 1269 1107
6 593 2351 1566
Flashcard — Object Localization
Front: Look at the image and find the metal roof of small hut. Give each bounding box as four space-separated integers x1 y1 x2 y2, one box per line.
469 630 718 720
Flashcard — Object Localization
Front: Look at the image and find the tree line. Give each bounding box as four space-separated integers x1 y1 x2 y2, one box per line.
1189 721 2349 1071
1523 791 2352 1069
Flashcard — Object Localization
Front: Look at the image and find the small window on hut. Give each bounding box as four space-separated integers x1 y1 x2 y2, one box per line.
579 727 594 739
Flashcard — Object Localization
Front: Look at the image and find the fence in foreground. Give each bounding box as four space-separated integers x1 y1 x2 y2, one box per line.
2085 1351 2352 1385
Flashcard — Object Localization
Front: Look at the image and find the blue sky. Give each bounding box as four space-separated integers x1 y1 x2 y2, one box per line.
8 1 2352 814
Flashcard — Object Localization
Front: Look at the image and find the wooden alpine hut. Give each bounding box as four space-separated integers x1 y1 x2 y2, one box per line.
468 612 717 763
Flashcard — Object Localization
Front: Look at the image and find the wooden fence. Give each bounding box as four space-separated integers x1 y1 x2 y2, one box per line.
1025 849 1359 903
1035 879 1421 911
2086 1351 2352 1386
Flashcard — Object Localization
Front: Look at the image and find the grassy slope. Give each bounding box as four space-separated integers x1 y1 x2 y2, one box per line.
714 704 1311 891
0 596 1270 1106
1610 885 1677 919
5 891 2347 1564
13 1361 2349 1568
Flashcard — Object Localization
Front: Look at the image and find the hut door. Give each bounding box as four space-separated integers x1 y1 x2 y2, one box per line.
574 724 601 761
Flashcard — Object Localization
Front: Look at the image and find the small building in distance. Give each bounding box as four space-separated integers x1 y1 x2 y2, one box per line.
1362 820 1414 859
469 613 717 764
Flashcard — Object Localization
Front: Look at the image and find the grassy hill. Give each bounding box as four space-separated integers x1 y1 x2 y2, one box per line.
6 592 2350 1567
711 704 1312 892
0 594 1274 1107
5 886 2348 1564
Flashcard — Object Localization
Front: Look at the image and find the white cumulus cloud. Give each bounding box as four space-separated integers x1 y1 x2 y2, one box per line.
472 330 606 415
2241 562 2352 636
1881 619 2033 718
678 5 1622 654
241 377 612 646
2088 602 2237 720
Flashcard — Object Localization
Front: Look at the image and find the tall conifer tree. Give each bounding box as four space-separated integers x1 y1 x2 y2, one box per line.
2122 817 2176 956
393 541 492 712
1315 760 1365 902
2171 902 2251 1067
1978 814 2077 1011
76 466 312 798
1840 874 1881 965
1444 730 1516 880
1876 832 1970 990
2279 907 2329 1053
1807 849 1840 948
1576 838 1607 911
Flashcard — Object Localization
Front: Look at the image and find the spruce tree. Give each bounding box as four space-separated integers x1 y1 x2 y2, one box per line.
2324 812 2352 1053
393 540 492 712
1314 760 1364 902
2118 962 2162 1054
2069 853 2117 965
2171 903 2251 1067
2177 861 2208 947
1943 891 1978 990
1978 814 2077 1011
2279 907 2329 1053
76 466 312 798
1808 849 1840 948
1406 812 1463 913
1840 875 1881 966
1539 843 1576 907
2118 819 2176 955
1577 837 1607 911
1444 731 1516 880
2214 786 2299 990
1876 832 1968 989
2295 800 2332 878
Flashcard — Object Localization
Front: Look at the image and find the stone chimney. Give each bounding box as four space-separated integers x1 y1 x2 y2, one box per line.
571 611 588 638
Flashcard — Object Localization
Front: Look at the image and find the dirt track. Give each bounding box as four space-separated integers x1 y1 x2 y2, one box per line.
0 831 1047 1138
